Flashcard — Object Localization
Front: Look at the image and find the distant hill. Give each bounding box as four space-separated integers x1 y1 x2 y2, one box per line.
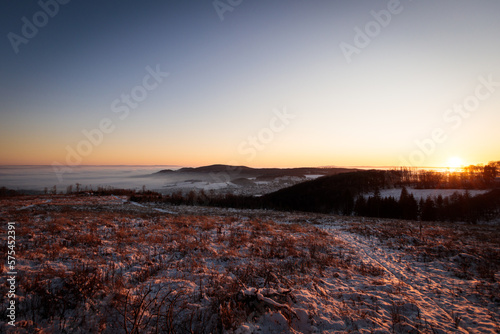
153 164 357 180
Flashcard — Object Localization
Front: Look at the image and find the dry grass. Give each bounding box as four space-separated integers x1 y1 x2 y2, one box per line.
2 195 498 333
0 195 356 333
346 219 500 281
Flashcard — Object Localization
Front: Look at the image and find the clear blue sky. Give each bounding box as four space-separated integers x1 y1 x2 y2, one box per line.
1 0 499 168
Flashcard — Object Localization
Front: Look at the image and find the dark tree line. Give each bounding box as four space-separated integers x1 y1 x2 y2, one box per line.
355 188 500 223
0 186 20 197
158 190 257 209
354 187 420 220
259 170 394 214
395 161 499 189
156 185 500 223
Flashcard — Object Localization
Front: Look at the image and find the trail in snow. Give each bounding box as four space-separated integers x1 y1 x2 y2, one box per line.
153 207 177 214
339 231 459 332
16 199 52 210
322 222 499 334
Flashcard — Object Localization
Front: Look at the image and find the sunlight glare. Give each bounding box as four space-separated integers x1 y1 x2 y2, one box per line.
447 156 464 169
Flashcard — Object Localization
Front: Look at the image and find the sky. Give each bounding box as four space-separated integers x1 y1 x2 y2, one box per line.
1 0 499 168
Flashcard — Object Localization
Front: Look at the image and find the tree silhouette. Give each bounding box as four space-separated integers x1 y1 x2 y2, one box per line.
399 187 418 220
421 196 437 221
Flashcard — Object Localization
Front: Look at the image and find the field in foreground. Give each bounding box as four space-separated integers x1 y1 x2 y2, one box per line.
1 194 499 333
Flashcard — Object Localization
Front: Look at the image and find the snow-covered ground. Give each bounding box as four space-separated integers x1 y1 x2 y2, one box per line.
304 174 324 180
1 195 498 333
163 180 237 191
160 176 313 196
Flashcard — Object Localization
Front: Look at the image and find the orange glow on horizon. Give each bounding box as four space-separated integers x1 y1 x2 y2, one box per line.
0 141 497 169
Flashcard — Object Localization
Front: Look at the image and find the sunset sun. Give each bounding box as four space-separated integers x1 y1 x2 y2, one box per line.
447 156 464 169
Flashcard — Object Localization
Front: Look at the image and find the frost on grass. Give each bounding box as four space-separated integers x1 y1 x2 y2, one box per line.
0 194 499 333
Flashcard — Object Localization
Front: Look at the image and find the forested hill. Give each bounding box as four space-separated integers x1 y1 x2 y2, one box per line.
153 164 357 179
261 170 392 213
257 169 500 222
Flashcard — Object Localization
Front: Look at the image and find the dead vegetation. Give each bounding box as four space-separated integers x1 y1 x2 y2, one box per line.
346 219 500 282
0 195 357 333
0 194 498 333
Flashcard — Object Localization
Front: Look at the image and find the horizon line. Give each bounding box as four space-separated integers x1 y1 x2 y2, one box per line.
0 164 485 170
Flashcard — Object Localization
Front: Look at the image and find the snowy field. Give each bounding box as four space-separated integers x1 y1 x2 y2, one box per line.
1 194 499 333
